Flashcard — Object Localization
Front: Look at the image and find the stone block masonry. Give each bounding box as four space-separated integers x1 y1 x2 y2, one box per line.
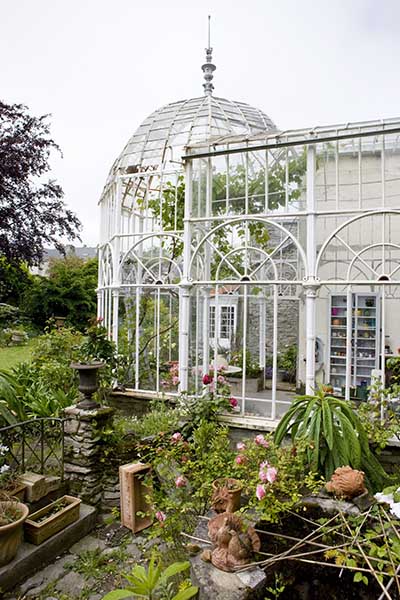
63 405 115 506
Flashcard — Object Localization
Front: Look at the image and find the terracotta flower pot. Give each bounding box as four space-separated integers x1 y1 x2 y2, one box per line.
0 502 29 567
211 478 243 513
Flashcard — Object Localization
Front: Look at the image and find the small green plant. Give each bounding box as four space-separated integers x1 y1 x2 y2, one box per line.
77 317 117 366
357 378 400 450
128 400 181 439
277 345 297 383
73 547 128 580
102 556 198 600
274 387 389 491
264 572 287 598
229 348 262 378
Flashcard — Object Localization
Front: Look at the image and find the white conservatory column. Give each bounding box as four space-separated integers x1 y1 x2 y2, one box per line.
179 161 192 392
305 144 319 395
111 178 122 346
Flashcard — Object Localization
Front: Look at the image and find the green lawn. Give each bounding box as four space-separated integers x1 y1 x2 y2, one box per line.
0 340 34 371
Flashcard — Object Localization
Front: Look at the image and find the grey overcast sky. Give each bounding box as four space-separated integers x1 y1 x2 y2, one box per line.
1 0 400 246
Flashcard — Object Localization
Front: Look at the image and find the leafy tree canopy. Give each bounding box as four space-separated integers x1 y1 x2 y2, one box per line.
23 256 98 330
0 257 33 305
0 100 81 266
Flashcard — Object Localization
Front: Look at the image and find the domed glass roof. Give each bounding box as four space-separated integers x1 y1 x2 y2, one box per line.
107 95 277 181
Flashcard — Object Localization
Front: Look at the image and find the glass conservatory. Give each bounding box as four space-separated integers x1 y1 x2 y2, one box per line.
98 49 400 424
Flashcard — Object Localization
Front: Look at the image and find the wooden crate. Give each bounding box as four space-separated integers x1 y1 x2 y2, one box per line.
24 495 81 545
119 463 153 533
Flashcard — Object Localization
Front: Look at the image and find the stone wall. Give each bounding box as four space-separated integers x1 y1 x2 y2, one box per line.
63 405 137 512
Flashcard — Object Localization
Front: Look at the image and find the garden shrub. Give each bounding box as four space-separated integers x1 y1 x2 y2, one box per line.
274 387 390 491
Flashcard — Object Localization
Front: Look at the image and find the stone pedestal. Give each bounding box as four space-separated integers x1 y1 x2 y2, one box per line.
63 405 115 506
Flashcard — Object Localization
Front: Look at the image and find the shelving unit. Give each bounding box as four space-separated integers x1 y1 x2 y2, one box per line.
328 293 380 396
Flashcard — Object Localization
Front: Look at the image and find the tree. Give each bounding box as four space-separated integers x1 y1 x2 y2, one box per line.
24 256 98 330
0 257 33 305
0 100 81 266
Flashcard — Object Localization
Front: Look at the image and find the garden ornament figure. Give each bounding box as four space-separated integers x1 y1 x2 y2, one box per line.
207 512 260 572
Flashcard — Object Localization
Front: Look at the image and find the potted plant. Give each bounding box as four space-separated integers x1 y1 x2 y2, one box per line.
24 495 81 545
278 345 297 384
0 445 25 501
0 447 29 566
227 349 263 394
70 317 117 409
0 494 29 566
211 477 243 513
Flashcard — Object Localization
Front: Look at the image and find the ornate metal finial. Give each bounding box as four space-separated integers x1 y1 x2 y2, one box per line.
202 15 216 95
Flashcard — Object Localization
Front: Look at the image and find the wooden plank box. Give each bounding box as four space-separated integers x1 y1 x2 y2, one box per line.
24 495 81 545
119 463 152 533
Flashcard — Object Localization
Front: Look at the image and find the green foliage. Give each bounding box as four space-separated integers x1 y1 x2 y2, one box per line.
0 369 25 424
102 555 198 600
0 326 82 424
233 434 323 522
136 423 235 544
23 256 97 330
277 345 297 383
72 547 128 580
386 356 400 389
357 378 400 450
177 377 235 436
78 318 117 366
0 258 33 306
141 153 306 280
321 504 400 588
119 293 179 390
229 348 262 378
127 401 181 439
274 387 389 491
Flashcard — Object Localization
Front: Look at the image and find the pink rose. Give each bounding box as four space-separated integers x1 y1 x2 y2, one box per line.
155 510 166 522
236 442 246 451
255 434 269 448
172 375 180 386
175 475 187 488
202 374 213 385
171 432 183 443
235 454 247 465
217 375 226 384
266 467 277 484
229 397 238 408
259 461 269 483
256 484 266 501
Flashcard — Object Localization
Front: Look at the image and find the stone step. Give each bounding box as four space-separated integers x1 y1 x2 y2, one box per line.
0 503 97 593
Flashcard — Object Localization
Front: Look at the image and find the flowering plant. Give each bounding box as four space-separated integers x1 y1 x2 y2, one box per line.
160 360 180 389
176 371 238 438
232 434 322 522
0 444 21 500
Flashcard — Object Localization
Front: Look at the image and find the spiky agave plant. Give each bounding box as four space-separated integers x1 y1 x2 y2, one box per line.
274 387 389 492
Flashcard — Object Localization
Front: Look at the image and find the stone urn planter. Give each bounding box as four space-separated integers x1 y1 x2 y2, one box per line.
24 495 81 545
211 478 243 513
0 501 29 567
70 361 104 409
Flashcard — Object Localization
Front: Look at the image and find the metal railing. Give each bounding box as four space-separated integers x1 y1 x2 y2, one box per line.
0 417 65 481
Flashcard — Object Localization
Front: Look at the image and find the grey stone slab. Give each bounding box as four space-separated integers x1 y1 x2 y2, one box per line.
70 534 106 555
19 555 72 595
0 503 97 593
125 542 142 561
55 571 93 597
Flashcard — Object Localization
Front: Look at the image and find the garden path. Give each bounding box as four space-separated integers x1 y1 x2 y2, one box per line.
4 522 165 600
